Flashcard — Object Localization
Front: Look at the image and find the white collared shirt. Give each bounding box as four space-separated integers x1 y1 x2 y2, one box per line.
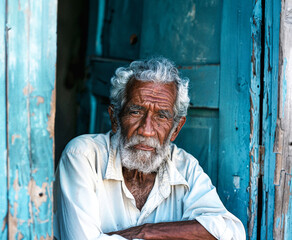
53 132 246 240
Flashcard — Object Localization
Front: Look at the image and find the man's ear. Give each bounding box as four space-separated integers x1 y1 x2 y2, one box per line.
108 105 118 133
170 117 186 142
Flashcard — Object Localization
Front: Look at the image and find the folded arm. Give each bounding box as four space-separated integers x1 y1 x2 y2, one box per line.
107 220 216 240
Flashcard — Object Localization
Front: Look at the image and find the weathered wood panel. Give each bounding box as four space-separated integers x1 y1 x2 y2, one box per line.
260 0 281 239
218 0 253 235
273 0 292 239
0 0 8 238
248 1 263 238
140 0 222 64
5 0 57 239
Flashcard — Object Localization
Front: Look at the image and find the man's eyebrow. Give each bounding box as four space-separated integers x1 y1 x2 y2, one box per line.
127 104 145 111
158 109 173 119
126 105 173 118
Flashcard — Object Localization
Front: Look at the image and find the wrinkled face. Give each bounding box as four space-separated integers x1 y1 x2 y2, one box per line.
108 79 186 173
120 80 177 150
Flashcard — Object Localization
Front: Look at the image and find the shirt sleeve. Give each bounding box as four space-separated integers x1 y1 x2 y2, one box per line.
181 159 246 240
53 142 127 240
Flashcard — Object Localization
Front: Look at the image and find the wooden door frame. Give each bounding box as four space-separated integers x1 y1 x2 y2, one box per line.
271 0 292 239
0 1 57 238
219 0 282 239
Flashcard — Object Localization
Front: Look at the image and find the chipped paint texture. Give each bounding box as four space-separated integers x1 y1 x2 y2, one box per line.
248 0 262 238
4 0 57 239
0 0 8 238
255 0 282 237
273 0 292 239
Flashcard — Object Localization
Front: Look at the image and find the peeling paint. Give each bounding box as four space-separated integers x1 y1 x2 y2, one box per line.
186 5 196 21
11 134 21 145
17 232 24 240
273 1 292 236
28 180 48 213
47 87 55 139
5 0 57 238
0 0 8 236
38 233 50 240
23 83 34 96
248 0 262 237
8 204 18 240
1 216 7 232
36 96 44 106
233 175 240 189
12 171 20 201
258 1 281 236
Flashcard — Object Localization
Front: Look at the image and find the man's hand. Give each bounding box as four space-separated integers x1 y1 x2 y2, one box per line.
107 220 216 240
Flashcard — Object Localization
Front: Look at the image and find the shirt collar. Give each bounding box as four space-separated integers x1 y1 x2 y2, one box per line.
104 132 123 181
166 154 189 189
156 151 190 198
104 133 189 191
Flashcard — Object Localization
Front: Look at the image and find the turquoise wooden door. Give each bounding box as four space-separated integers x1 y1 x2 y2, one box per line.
0 0 57 238
83 0 222 185
80 0 259 237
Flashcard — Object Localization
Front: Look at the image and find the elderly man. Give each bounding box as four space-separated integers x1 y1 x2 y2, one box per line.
54 57 245 239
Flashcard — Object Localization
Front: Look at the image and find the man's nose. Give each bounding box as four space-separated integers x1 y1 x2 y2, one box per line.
137 114 155 137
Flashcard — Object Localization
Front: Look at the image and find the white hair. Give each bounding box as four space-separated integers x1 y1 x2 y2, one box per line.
110 57 190 121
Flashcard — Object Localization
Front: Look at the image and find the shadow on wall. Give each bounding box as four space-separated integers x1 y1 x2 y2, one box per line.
55 0 89 166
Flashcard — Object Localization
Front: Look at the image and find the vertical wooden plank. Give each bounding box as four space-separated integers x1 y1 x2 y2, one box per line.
260 0 281 239
273 0 292 238
218 0 254 235
249 1 263 238
0 0 8 239
6 0 57 238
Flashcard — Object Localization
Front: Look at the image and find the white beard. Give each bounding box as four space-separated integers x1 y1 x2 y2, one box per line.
117 129 173 174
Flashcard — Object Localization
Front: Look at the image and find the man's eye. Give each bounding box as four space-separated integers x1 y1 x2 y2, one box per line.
130 111 141 115
158 114 167 119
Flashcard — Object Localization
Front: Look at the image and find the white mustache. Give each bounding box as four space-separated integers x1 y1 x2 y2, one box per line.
124 135 161 149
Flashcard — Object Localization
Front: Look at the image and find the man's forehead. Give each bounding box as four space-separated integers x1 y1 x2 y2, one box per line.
126 79 177 100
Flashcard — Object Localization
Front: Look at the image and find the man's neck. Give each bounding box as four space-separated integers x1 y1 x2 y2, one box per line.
122 167 156 210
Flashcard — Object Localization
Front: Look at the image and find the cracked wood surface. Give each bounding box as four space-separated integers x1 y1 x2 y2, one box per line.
273 0 292 239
